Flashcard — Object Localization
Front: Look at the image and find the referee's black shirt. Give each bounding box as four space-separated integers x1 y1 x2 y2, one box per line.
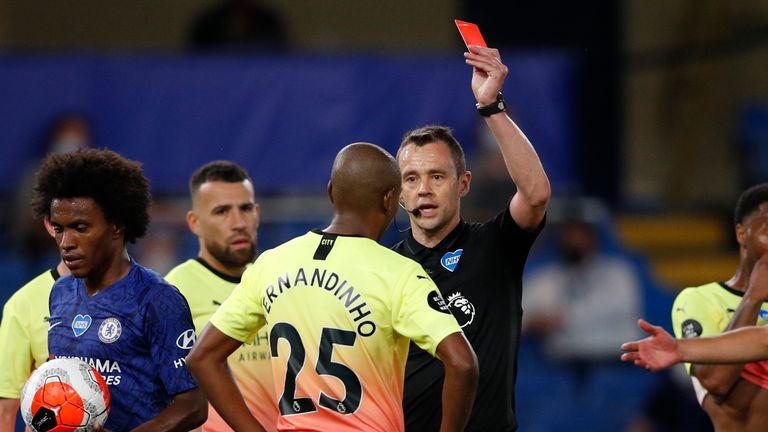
393 207 543 432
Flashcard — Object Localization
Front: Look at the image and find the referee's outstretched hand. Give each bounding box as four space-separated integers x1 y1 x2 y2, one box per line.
464 46 508 107
620 319 682 372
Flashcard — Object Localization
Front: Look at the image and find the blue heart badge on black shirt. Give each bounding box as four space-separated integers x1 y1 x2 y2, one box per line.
441 249 464 272
71 314 92 337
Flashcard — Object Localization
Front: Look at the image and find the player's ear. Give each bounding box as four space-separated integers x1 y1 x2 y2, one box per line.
735 223 747 248
187 210 199 235
43 215 56 238
253 203 261 228
327 181 335 204
383 188 397 214
112 224 124 239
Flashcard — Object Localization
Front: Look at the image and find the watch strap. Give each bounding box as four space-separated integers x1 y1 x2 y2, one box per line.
476 92 506 117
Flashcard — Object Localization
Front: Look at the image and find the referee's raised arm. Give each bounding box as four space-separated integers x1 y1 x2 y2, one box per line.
464 45 551 231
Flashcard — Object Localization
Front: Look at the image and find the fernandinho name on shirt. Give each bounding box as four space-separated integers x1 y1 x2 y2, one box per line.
261 267 376 337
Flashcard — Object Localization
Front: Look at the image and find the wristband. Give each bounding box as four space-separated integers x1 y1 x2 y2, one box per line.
476 92 506 117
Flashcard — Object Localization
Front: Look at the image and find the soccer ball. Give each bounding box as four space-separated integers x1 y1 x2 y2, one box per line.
20 358 110 432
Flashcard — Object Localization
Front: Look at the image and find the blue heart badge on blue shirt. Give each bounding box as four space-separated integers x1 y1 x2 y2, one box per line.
441 249 464 272
71 314 92 337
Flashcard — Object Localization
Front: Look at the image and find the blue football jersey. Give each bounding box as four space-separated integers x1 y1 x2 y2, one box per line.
48 261 198 431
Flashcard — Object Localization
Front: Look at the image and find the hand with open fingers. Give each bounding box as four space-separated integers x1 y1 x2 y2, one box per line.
620 319 682 372
464 46 508 106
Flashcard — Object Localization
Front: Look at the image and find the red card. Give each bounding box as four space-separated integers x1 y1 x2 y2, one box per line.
454 19 487 50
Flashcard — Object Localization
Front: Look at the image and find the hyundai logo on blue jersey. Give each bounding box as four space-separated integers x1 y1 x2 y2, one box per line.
175 329 196 350
71 314 92 337
441 249 464 272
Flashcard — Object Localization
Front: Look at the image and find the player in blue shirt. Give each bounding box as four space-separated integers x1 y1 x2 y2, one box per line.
32 148 207 431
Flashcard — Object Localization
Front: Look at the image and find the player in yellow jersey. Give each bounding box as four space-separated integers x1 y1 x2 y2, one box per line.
166 160 277 432
188 143 479 432
668 280 768 431
624 183 768 431
0 218 68 432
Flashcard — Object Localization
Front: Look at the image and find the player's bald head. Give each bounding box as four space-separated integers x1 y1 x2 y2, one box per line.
329 143 400 211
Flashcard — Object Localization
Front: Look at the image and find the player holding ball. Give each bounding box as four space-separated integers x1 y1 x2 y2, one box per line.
32 149 207 431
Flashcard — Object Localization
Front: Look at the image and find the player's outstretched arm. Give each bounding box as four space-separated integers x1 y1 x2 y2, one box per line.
436 332 479 432
622 319 768 371
688 254 768 397
0 398 20 432
621 319 683 371
186 323 266 432
464 45 550 230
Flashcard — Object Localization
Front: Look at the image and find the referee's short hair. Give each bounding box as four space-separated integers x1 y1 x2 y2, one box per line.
398 125 466 176
734 183 768 225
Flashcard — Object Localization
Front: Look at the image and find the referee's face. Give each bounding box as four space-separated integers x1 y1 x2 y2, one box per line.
189 180 260 276
398 141 470 239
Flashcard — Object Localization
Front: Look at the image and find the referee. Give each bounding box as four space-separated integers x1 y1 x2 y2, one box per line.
395 45 551 431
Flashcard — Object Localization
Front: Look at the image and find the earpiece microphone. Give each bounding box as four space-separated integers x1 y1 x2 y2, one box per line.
395 201 419 233
399 201 421 217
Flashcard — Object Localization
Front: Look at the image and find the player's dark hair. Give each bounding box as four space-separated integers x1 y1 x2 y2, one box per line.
31 148 151 244
397 125 467 176
189 160 251 196
734 183 768 225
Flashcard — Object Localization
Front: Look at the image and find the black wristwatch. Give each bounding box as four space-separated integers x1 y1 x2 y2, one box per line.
476 92 506 117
